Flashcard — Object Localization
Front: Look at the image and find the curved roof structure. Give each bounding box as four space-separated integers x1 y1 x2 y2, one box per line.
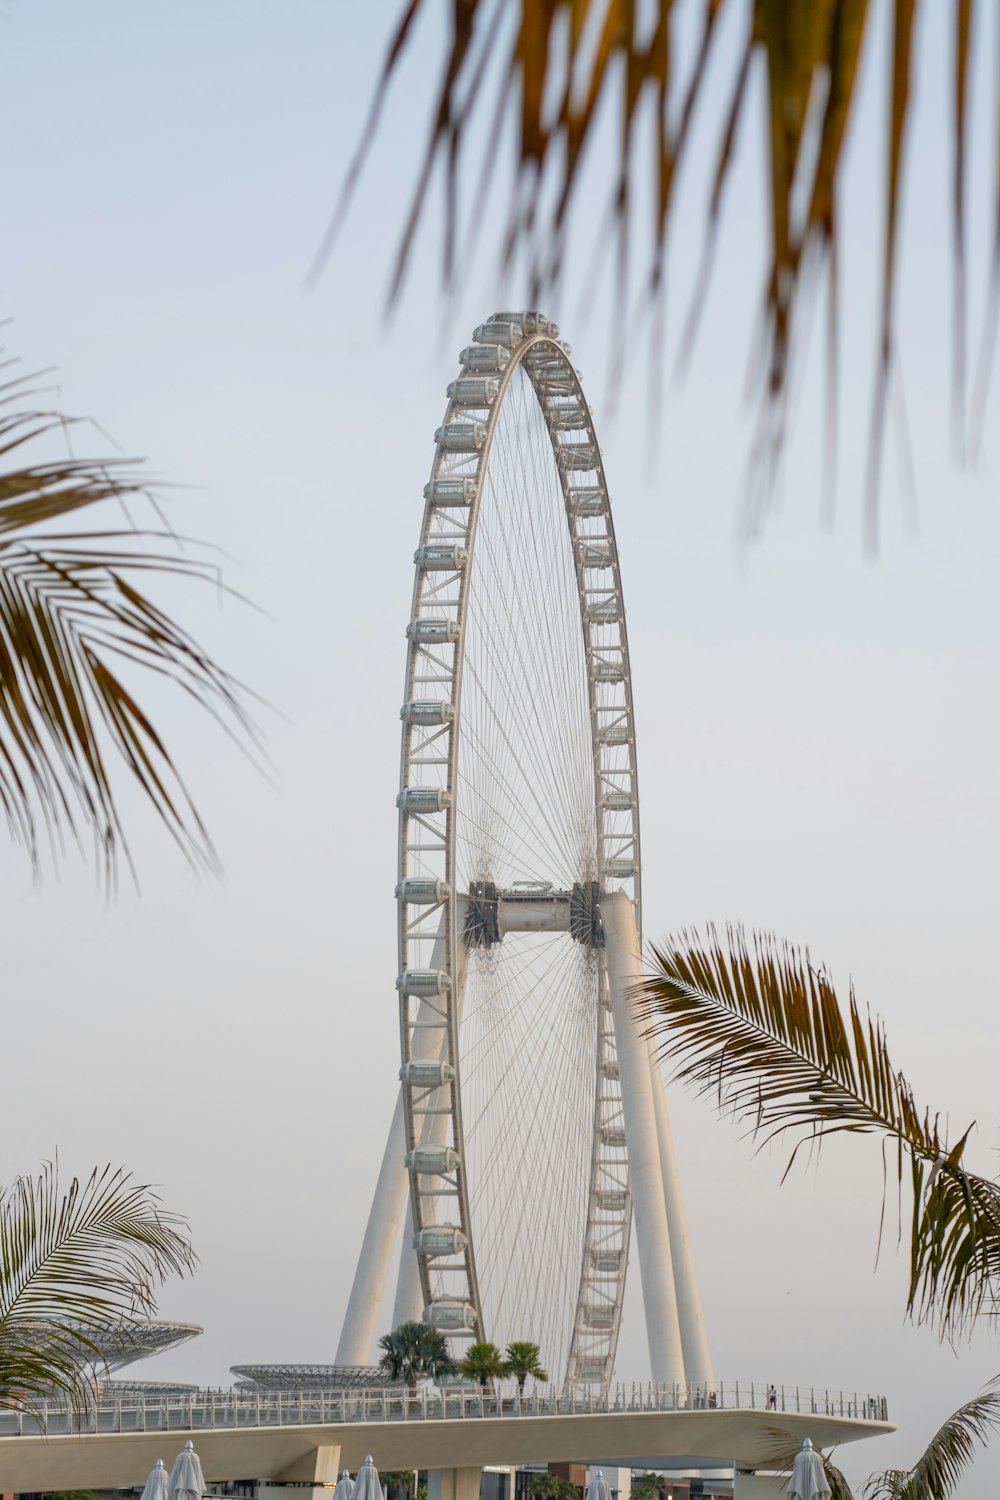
71 1320 203 1373
102 1380 201 1397
231 1364 399 1391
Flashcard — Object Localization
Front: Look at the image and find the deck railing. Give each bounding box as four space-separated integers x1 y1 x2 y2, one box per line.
0 1382 889 1438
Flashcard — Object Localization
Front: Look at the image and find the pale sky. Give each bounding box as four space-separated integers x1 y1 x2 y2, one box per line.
1 3 999 1497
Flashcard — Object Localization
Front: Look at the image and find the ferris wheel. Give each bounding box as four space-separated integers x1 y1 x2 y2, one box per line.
336 313 713 1394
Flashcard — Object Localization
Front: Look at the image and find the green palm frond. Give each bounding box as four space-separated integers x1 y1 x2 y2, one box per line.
638 927 1000 1336
865 1384 1000 1500
631 1475 667 1500
0 1161 195 1413
329 1 1000 538
528 1476 560 1500
0 371 256 881
378 1320 456 1387
381 1472 417 1500
458 1339 506 1388
504 1339 547 1389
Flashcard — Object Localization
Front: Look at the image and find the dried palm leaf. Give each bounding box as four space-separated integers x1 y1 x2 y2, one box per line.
639 926 1000 1337
0 371 256 882
326 0 1000 541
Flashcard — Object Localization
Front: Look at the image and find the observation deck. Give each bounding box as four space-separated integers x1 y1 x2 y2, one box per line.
0 1380 893 1492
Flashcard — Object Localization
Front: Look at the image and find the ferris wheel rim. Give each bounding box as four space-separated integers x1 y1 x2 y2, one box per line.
396 313 641 1389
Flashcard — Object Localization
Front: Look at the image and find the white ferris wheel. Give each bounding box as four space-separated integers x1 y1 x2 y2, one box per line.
336 312 713 1394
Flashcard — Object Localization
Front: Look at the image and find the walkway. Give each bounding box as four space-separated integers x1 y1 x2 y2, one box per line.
0 1381 888 1439
0 1383 895 1493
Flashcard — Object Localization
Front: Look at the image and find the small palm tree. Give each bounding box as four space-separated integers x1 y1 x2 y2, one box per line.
458 1340 506 1392
0 1161 194 1413
377 1321 455 1394
380 1472 416 1500
631 1475 666 1500
528 1475 560 1500
503 1340 547 1397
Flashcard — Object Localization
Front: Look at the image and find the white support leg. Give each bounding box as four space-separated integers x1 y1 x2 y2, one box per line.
391 1195 425 1331
334 1086 410 1365
339 910 453 1362
648 1042 715 1387
603 891 685 1386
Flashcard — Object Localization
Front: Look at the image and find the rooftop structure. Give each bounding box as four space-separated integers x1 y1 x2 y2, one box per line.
232 1364 398 1391
46 1319 203 1374
101 1380 202 1397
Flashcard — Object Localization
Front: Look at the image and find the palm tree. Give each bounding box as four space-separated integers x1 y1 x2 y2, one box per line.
0 365 253 882
866 1384 1000 1500
377 1321 456 1394
330 3 998 541
458 1339 507 1392
631 1475 667 1500
528 1474 561 1500
0 1161 194 1413
503 1340 547 1397
763 1382 1000 1500
640 925 1000 1497
380 1472 417 1500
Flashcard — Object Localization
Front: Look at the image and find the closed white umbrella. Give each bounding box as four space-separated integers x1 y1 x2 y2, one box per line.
168 1440 206 1500
588 1470 612 1500
140 1459 169 1500
786 1439 831 1500
333 1469 357 1500
354 1454 385 1500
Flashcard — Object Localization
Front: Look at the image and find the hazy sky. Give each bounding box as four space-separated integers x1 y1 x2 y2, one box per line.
2 3 999 1497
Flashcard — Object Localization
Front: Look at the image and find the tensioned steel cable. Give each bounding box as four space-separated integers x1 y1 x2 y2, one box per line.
454 364 597 1381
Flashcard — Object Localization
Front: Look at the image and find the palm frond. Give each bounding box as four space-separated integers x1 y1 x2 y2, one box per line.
639 926 1000 1336
0 1161 195 1413
378 1320 456 1385
329 0 1000 540
865 1384 1000 1500
0 373 257 881
825 1460 857 1500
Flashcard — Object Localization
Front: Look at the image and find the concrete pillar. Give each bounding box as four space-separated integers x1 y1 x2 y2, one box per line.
268 1442 342 1484
428 1467 482 1500
647 1044 715 1387
603 892 685 1386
